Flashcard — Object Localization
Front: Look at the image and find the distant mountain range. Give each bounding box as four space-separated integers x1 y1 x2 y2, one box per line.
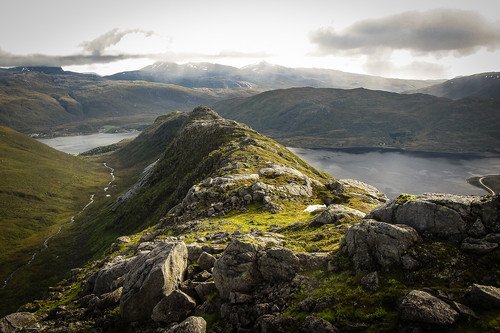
212 87 500 153
0 66 256 135
105 61 443 92
406 72 500 100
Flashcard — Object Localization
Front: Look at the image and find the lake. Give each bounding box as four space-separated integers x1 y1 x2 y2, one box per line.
38 133 499 199
37 132 140 154
290 147 500 198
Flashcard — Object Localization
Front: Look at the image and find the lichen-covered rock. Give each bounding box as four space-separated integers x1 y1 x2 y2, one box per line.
360 272 379 292
213 239 264 299
399 290 459 325
258 247 299 282
197 252 216 271
470 284 500 307
165 316 207 333
301 315 339 333
120 241 188 322
151 290 196 324
90 256 134 296
461 237 498 254
0 312 36 333
342 219 420 271
310 204 365 225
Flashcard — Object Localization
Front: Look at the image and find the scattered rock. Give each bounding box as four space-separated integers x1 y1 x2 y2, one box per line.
213 239 263 299
399 290 459 325
165 316 207 333
461 237 498 254
115 236 131 244
301 315 338 332
197 252 216 271
342 219 420 271
258 247 299 282
468 219 487 237
194 282 218 301
90 256 134 296
0 312 36 333
360 272 379 292
310 204 365 225
151 290 196 324
469 284 500 307
120 241 188 322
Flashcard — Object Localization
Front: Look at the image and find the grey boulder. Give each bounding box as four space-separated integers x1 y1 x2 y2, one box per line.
399 290 459 325
120 241 188 322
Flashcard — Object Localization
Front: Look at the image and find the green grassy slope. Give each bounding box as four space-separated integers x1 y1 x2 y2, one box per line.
0 126 110 315
212 87 500 153
407 72 500 100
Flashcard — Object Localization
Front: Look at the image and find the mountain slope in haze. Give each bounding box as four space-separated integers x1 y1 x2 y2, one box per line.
407 72 500 100
5 107 500 333
0 66 256 136
0 126 110 316
212 87 500 153
106 61 443 92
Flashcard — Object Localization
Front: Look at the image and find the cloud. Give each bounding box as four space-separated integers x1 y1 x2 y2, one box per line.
79 29 155 55
0 47 150 67
310 9 500 57
363 56 449 79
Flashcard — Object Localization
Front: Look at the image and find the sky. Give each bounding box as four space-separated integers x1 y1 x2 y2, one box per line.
0 0 499 79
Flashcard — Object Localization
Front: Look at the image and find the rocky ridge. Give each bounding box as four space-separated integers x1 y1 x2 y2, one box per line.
1 107 499 332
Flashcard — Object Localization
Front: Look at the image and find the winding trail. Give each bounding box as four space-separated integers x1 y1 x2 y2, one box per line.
479 176 496 195
1 162 115 289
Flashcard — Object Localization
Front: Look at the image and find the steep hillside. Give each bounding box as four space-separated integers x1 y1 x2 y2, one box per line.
2 108 499 333
0 126 110 315
408 72 500 100
212 87 500 153
106 61 442 92
0 67 256 136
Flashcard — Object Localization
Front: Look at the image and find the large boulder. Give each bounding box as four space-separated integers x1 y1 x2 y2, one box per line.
258 247 299 282
120 241 188 322
213 240 264 299
151 290 196 324
342 219 420 271
91 256 135 295
165 316 207 333
469 284 500 307
0 312 36 333
367 193 483 241
399 290 459 325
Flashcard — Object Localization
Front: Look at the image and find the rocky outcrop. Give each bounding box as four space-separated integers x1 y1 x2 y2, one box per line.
367 194 500 243
213 240 264 299
310 204 365 225
151 290 196 324
120 241 188 322
342 219 420 272
0 312 37 333
399 290 459 325
165 163 327 223
469 284 500 307
164 316 207 333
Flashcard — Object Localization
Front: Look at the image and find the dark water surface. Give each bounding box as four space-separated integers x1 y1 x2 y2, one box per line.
290 147 500 199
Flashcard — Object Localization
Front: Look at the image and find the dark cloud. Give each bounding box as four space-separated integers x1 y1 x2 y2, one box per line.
0 29 157 67
79 29 154 55
310 9 500 56
0 47 149 67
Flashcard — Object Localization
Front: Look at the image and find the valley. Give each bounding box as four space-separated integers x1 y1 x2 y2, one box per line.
0 63 499 332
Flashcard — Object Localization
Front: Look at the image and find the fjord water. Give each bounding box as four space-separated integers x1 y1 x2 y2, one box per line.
37 132 140 154
37 133 499 199
290 147 500 199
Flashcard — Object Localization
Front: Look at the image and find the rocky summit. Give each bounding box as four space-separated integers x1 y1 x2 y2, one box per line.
1 107 499 332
